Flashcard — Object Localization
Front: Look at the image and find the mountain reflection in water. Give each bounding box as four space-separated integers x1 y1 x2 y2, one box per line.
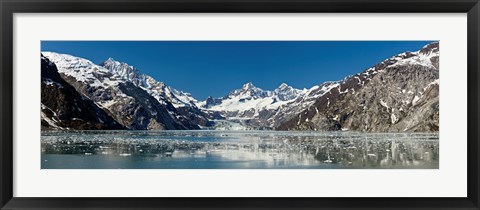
41 130 439 169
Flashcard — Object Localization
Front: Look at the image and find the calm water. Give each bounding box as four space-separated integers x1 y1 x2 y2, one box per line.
41 130 439 169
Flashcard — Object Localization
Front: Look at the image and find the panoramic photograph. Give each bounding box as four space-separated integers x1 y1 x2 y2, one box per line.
41 41 439 169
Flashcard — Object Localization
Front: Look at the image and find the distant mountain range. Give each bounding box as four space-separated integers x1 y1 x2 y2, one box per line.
41 42 439 132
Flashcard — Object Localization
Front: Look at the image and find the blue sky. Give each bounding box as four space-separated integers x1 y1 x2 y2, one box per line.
42 41 434 99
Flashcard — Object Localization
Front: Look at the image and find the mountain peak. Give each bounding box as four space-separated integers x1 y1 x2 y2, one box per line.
106 57 115 62
103 57 119 64
100 57 148 87
102 58 135 72
242 82 256 90
224 82 269 99
419 41 439 55
277 83 290 89
102 57 124 65
274 83 301 101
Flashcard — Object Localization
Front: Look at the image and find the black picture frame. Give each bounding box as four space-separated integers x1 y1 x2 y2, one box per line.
1 0 479 209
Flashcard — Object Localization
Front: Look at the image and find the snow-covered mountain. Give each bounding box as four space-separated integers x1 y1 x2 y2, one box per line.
277 42 440 132
274 83 304 101
200 82 293 112
197 81 339 129
42 52 205 130
101 58 199 108
100 57 212 127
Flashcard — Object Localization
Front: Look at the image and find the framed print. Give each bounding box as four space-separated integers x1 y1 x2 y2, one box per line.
1 0 479 209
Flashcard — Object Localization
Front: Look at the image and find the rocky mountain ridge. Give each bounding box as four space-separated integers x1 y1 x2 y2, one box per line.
277 42 439 132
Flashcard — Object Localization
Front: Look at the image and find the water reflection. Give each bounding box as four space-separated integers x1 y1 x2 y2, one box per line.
41 131 439 169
